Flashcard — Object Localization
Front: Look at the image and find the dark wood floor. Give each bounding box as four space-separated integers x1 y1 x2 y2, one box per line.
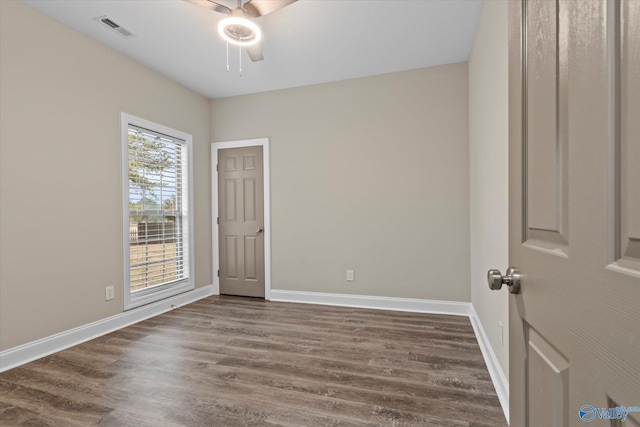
0 296 507 426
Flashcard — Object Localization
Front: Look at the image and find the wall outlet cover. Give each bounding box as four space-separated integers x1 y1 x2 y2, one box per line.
105 286 115 301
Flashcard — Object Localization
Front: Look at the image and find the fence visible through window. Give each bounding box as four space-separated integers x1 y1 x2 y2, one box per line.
127 124 187 292
129 220 182 290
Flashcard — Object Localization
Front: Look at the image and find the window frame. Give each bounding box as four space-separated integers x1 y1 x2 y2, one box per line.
121 113 195 310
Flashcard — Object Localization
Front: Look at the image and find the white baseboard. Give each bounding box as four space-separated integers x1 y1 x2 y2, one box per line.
0 285 214 373
1 285 509 423
270 290 471 316
469 305 510 423
271 289 509 423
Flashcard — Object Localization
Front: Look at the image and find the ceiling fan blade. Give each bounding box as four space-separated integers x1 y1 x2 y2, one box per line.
246 43 264 62
183 0 231 14
243 0 297 18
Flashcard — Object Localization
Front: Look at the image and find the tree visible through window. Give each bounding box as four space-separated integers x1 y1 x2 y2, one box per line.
127 125 187 292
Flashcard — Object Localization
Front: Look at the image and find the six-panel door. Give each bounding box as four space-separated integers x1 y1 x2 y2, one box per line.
509 0 640 425
218 146 265 298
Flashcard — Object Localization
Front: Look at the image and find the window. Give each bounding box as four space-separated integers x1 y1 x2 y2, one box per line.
121 114 194 309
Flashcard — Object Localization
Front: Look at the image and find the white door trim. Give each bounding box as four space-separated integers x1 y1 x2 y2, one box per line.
211 138 271 299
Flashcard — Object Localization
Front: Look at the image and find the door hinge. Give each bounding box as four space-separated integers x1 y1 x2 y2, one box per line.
216 163 219 172
217 217 219 225
217 269 220 277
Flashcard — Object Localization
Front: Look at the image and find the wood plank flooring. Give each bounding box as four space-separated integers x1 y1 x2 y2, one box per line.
0 296 507 426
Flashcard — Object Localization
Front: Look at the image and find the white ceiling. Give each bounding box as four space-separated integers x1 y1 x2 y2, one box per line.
22 0 483 99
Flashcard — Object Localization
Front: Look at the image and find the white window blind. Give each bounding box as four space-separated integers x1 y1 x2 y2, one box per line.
127 124 190 293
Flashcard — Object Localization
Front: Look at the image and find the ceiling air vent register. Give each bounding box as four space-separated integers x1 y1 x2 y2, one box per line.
93 15 135 37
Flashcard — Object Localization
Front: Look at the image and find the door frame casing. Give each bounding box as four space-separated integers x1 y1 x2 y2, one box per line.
211 138 271 299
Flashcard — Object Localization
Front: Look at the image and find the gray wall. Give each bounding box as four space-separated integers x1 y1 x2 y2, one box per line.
469 0 510 379
1 0 475 353
211 63 471 302
0 0 211 351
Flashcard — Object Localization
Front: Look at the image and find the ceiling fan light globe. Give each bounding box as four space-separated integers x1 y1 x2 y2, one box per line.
218 17 262 46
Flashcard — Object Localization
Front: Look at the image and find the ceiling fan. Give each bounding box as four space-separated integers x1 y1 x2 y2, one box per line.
184 0 298 63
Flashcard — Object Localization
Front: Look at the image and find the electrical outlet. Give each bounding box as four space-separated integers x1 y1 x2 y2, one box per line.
105 286 115 301
498 321 504 346
346 270 355 282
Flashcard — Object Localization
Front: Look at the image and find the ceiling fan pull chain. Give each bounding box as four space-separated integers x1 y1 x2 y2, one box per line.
239 40 242 77
226 41 229 72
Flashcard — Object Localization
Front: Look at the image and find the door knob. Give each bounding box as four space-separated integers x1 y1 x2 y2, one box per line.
256 226 264 234
487 267 521 294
